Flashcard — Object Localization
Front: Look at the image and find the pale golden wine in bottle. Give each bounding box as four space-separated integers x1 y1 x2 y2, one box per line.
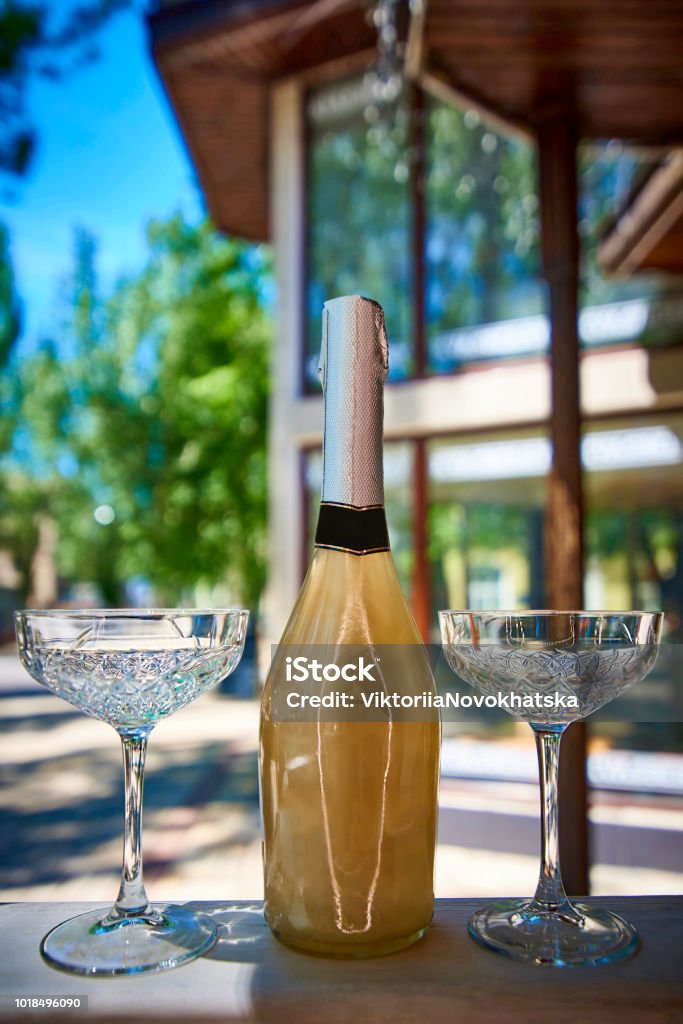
260 295 440 957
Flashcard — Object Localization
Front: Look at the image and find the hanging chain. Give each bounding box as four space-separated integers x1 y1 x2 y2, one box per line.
365 0 403 110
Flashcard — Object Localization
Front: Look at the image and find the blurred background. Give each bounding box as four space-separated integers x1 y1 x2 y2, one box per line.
1 0 682 904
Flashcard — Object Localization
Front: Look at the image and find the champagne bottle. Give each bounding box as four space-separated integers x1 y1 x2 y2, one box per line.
260 295 440 958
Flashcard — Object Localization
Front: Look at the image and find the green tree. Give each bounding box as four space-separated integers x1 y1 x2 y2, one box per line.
0 223 20 448
586 507 683 628
14 229 120 602
0 0 129 603
426 101 540 336
19 216 271 609
0 223 35 601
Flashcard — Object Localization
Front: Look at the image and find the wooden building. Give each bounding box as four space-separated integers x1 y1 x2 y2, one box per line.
149 0 683 893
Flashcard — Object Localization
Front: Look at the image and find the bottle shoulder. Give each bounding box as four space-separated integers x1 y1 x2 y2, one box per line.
279 548 423 645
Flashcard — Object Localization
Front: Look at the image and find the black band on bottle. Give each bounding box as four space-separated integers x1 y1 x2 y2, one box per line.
315 503 390 555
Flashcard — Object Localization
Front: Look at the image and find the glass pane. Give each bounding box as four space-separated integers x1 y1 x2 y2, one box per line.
584 414 683 751
578 143 683 352
425 100 545 372
305 79 413 390
303 440 414 594
583 414 683 894
428 430 547 899
427 430 547 635
584 418 683 612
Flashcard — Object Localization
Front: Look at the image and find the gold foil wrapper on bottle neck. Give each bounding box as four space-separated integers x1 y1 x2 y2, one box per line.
318 295 389 508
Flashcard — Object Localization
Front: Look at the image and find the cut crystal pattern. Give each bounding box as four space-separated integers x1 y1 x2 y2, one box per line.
21 643 242 729
444 642 659 724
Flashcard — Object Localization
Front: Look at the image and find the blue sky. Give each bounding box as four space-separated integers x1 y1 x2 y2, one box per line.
1 4 203 351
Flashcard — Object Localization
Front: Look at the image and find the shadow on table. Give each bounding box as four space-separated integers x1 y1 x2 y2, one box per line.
196 899 683 1023
193 902 265 962
0 744 259 890
198 901 474 1022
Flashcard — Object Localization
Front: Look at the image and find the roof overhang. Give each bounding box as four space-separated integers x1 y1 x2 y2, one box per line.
149 0 683 242
599 151 683 277
149 0 376 241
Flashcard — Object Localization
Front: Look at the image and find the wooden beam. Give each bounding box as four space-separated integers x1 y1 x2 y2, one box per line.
411 85 427 376
411 439 432 642
536 102 590 897
409 87 431 642
420 69 532 141
405 0 427 81
599 149 683 276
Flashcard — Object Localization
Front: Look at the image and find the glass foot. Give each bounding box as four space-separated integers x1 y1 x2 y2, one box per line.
40 904 217 976
468 898 639 967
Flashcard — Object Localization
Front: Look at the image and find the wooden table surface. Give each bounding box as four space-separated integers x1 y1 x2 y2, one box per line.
0 898 681 1023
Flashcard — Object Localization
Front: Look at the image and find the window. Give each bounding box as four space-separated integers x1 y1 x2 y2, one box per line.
583 416 683 621
426 102 544 372
467 566 503 611
306 81 683 388
578 143 683 354
427 431 547 635
305 78 413 389
584 414 683 752
579 413 683 893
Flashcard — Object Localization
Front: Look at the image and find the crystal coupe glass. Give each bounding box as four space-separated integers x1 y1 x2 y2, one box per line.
14 608 248 976
439 610 663 967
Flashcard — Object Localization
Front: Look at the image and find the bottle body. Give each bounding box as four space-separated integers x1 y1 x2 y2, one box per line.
260 294 439 956
260 548 440 957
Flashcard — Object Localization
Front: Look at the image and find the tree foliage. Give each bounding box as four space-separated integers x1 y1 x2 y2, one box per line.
426 102 540 337
0 0 130 605
16 216 272 608
0 2 272 610
0 223 29 598
0 0 128 178
0 222 20 448
306 82 542 382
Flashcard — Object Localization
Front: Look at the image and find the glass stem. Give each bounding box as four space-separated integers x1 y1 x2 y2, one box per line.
114 731 151 916
531 725 571 910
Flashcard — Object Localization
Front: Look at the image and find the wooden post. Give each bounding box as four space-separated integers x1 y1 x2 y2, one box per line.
537 104 589 896
409 86 431 643
411 438 431 642
411 84 426 378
